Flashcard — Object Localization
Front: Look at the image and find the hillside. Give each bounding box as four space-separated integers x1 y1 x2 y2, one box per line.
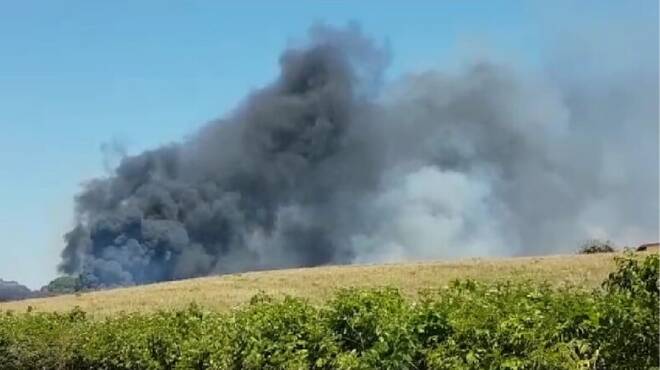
0 252 632 317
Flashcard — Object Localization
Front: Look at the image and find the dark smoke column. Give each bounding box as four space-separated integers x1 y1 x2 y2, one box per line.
59 25 390 287
58 24 659 288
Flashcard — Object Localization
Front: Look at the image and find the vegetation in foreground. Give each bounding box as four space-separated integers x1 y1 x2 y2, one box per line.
0 254 657 369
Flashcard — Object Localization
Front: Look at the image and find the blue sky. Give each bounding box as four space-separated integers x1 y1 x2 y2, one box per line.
0 1 657 288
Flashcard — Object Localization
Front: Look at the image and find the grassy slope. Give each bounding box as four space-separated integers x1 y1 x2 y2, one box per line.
0 253 627 317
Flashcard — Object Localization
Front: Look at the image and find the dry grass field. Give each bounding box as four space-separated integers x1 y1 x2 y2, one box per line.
0 252 641 317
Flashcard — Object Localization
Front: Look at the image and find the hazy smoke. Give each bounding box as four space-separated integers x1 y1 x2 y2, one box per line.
59 24 658 287
0 279 34 302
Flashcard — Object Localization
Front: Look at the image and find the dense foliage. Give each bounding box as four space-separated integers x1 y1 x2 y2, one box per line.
577 239 616 254
44 276 82 295
0 254 657 369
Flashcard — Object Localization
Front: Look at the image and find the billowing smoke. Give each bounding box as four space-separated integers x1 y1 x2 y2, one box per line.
59 24 658 287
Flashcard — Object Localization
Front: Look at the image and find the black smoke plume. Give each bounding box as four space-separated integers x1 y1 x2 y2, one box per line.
59 24 659 287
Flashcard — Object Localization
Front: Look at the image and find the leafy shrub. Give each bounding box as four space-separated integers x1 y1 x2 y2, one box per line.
603 252 659 298
43 275 82 294
594 253 659 369
326 288 418 369
228 295 337 369
424 281 601 369
0 255 657 369
577 239 616 254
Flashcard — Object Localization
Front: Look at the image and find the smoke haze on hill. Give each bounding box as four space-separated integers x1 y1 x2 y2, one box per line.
0 279 35 302
57 24 658 287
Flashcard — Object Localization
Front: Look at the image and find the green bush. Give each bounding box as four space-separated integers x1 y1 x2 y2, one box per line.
227 294 337 369
43 275 82 295
326 288 418 369
577 239 616 254
594 253 659 369
0 254 657 369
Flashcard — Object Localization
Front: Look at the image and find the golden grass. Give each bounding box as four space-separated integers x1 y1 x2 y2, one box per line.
0 252 635 317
